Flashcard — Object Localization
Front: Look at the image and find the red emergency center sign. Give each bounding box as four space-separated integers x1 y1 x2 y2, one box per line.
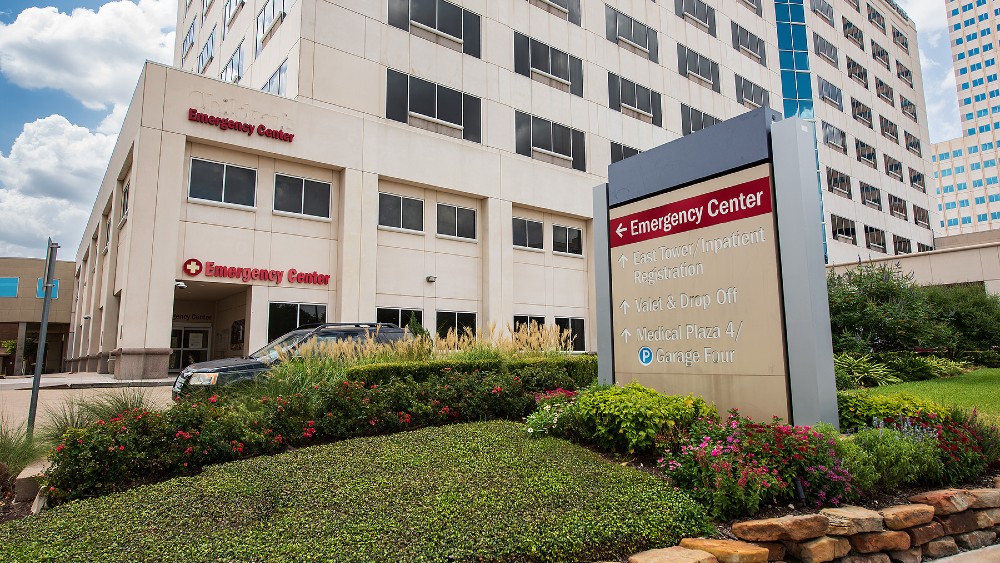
609 176 772 248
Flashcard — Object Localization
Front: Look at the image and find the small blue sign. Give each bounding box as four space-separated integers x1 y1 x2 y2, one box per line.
638 346 653 366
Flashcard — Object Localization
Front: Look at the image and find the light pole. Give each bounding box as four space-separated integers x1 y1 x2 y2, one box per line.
26 238 59 439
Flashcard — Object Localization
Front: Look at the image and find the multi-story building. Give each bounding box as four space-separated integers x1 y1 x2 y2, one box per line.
0 258 74 377
67 0 934 378
801 0 936 259
932 0 1000 236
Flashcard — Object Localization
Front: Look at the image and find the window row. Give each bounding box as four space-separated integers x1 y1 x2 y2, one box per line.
0 278 62 299
376 193 584 255
512 217 584 255
830 215 927 256
824 168 931 229
374 308 586 350
188 158 332 218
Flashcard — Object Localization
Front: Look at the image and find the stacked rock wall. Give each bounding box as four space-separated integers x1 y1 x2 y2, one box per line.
628 488 1000 563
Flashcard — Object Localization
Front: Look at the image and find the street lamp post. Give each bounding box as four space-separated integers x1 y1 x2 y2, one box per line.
26 238 59 439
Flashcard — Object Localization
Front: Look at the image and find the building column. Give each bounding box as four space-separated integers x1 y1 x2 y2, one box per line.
337 168 378 321
481 198 513 334
12 322 27 376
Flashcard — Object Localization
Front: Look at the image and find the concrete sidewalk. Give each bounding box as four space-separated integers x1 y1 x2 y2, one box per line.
0 372 174 390
937 545 1000 561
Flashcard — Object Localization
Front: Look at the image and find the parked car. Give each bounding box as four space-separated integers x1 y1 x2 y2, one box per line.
172 322 407 398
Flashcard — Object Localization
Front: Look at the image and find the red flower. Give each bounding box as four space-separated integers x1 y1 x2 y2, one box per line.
208 395 218 403
55 444 65 453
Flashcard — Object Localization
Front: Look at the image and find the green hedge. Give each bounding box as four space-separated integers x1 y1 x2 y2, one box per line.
958 350 1000 368
2 422 713 562
343 354 597 392
837 391 951 430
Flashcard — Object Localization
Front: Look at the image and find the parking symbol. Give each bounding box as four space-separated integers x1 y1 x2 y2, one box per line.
638 347 653 366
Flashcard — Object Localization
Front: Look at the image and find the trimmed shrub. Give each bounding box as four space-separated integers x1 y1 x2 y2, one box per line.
837 391 951 431
827 264 955 353
2 422 715 562
44 369 533 503
959 350 1000 368
573 383 715 455
923 283 1000 352
340 355 597 391
846 425 944 491
507 355 598 391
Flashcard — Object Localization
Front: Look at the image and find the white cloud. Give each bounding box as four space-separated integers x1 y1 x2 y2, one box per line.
896 0 949 34
0 115 115 257
0 0 176 110
0 1 178 258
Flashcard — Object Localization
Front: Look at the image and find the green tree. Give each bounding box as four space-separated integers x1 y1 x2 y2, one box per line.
923 283 1000 352
827 264 954 353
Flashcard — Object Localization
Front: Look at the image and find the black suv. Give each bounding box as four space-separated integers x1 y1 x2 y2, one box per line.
172 323 407 398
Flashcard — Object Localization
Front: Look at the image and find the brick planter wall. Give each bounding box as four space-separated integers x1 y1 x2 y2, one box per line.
628 488 1000 563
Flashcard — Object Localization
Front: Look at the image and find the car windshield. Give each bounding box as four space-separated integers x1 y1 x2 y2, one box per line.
250 330 313 363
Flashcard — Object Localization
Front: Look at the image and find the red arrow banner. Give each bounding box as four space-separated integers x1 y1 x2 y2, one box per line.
610 176 772 248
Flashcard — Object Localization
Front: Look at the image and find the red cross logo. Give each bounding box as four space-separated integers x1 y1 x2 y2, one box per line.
182 258 203 277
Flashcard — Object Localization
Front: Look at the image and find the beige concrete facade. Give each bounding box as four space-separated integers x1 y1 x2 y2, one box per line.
0 258 74 376
69 0 937 378
829 236 1000 295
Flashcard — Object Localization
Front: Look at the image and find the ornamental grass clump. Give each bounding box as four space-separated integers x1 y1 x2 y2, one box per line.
658 412 852 520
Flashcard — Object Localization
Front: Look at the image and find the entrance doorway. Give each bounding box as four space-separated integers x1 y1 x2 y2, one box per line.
169 325 211 372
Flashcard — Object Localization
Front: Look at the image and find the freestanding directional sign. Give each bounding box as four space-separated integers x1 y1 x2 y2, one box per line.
593 109 839 426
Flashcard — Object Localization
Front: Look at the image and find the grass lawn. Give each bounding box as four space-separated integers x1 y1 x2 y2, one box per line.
0 420 711 562
865 368 1000 422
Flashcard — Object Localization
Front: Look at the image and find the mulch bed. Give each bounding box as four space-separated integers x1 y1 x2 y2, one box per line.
0 492 31 525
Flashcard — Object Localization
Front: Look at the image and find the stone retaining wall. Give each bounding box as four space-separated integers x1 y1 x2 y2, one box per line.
629 488 1000 563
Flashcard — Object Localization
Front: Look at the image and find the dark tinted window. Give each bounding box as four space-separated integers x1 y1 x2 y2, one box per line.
411 0 435 28
512 217 543 249
409 77 435 117
438 0 462 37
273 175 331 218
274 174 302 213
514 315 545 333
267 303 327 341
555 317 585 351
190 158 256 206
436 311 476 338
437 203 475 239
377 307 423 328
553 225 582 255
303 180 331 218
224 165 256 206
437 85 463 126
401 196 423 230
190 159 224 201
379 192 424 231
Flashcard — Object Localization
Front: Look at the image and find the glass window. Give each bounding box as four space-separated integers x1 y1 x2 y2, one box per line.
376 307 423 329
0 278 18 298
189 158 257 207
611 142 640 163
262 60 288 96
512 217 543 249
437 203 476 239
552 225 582 255
274 174 331 218
378 192 424 231
267 302 326 341
35 278 60 299
513 315 545 333
436 311 476 338
554 317 586 351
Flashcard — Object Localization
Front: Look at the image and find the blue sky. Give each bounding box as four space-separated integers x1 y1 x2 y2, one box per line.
0 1 960 258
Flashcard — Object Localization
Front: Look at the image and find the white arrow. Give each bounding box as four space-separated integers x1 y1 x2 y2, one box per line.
620 300 630 315
616 223 627 238
620 328 631 343
618 254 628 268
